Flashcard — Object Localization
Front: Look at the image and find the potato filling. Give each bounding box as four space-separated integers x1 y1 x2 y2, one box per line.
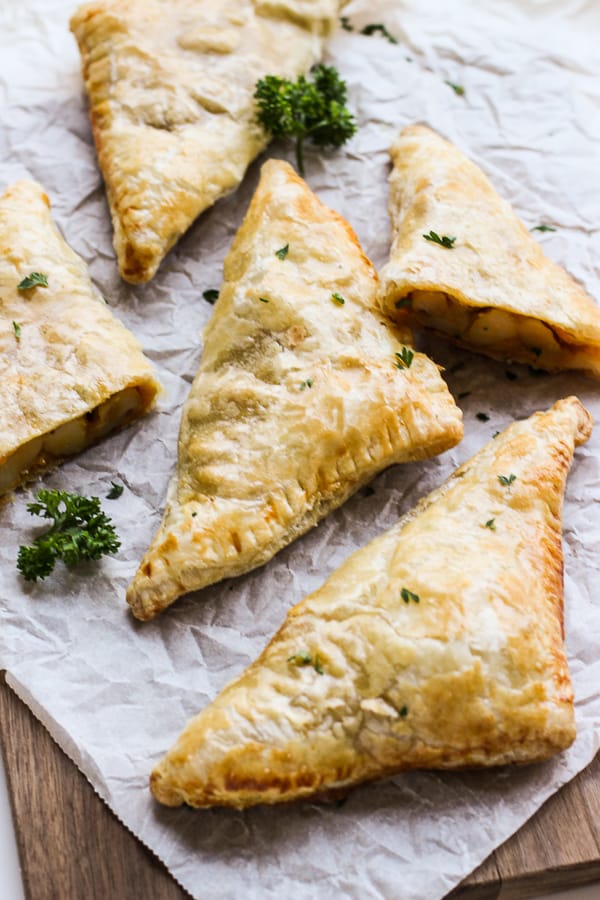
0 386 147 495
408 290 595 373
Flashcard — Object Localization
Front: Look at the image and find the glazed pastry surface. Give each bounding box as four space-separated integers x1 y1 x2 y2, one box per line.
151 396 591 809
379 125 600 377
70 0 343 283
127 159 463 620
0 180 160 496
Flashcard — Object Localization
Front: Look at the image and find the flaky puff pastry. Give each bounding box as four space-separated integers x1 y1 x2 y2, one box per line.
70 0 343 283
151 396 591 809
0 180 160 497
379 125 600 377
127 159 463 620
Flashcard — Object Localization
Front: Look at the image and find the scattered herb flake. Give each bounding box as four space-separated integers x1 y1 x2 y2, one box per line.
476 412 490 422
401 587 420 604
485 519 496 530
340 15 353 31
259 297 270 303
275 243 289 260
18 272 48 291
399 705 409 717
445 80 465 96
498 474 516 487
287 651 324 674
12 321 21 340
394 346 414 369
203 289 219 304
531 224 556 233
493 430 501 438
299 378 314 390
360 23 398 44
423 230 456 249
394 297 412 310
191 511 198 517
331 292 346 305
106 482 124 500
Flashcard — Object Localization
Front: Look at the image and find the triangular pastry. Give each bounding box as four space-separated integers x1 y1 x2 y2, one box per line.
379 125 600 377
126 159 463 620
151 396 591 809
0 180 160 496
70 0 343 283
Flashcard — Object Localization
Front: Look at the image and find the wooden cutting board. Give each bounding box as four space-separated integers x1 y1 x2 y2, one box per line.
0 672 598 900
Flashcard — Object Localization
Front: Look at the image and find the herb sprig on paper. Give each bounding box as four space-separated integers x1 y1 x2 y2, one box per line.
18 272 48 291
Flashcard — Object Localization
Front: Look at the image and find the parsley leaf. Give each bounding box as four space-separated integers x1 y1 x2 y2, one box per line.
17 489 120 582
18 272 48 291
275 244 289 260
445 80 465 96
361 23 398 44
259 297 270 303
254 65 356 175
399 705 409 717
331 292 346 305
531 224 556 233
106 482 124 500
203 289 219 304
394 346 414 369
484 519 496 530
498 474 516 486
394 297 412 310
12 321 21 340
340 15 354 31
287 651 324 675
423 231 456 249
299 379 313 390
401 587 420 604
476 412 490 422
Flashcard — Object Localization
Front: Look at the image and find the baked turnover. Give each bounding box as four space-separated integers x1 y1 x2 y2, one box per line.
379 125 600 377
126 159 463 620
0 180 160 497
151 396 591 809
70 0 344 283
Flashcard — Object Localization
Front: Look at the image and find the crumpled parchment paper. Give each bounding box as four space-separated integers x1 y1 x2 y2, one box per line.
1 1 599 898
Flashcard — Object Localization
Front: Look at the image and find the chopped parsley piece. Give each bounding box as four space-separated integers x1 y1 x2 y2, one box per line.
399 705 409 717
394 297 412 310
445 80 465 96
17 489 120 582
401 587 420 604
255 65 356 175
331 292 346 305
12 321 21 340
423 230 456 249
18 272 48 291
191 511 198 517
340 15 354 31
275 244 289 260
484 519 496 530
299 378 313 390
360 23 398 44
259 297 270 303
498 474 516 487
476 412 490 422
394 346 414 369
531 224 556 233
493 430 501 438
287 651 324 675
202 289 219 304
106 482 124 500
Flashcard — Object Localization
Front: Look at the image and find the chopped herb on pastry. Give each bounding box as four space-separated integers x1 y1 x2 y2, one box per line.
0 180 160 497
126 159 463 620
151 396 591 809
70 0 344 283
379 124 600 377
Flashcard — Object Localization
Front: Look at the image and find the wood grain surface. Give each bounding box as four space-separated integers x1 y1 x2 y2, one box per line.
0 672 598 900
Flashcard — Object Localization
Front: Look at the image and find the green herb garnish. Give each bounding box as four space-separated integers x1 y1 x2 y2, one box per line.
476 412 490 422
17 489 120 582
106 482 124 500
340 15 353 31
394 297 412 310
331 292 346 305
399 705 409 717
401 587 420 604
299 379 313 390
254 65 356 175
259 297 270 303
394 346 414 369
445 80 465 96
498 474 516 487
275 244 289 260
531 224 556 233
484 519 496 530
203 289 219 304
361 23 398 44
12 321 21 340
423 231 456 249
17 272 48 291
287 651 324 675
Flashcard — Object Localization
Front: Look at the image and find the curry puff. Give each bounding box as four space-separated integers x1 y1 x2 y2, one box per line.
0 180 160 497
380 125 600 377
70 0 343 283
151 396 590 809
126 159 463 620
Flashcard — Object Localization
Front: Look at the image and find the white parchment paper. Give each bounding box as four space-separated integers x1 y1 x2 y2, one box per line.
1 1 599 898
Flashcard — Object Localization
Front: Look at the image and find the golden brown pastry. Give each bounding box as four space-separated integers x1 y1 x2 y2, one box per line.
0 180 160 497
126 159 463 620
70 0 343 283
379 125 600 376
151 396 591 809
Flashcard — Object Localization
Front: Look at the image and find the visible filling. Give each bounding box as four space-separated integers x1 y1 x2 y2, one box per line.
0 386 148 496
408 290 596 373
